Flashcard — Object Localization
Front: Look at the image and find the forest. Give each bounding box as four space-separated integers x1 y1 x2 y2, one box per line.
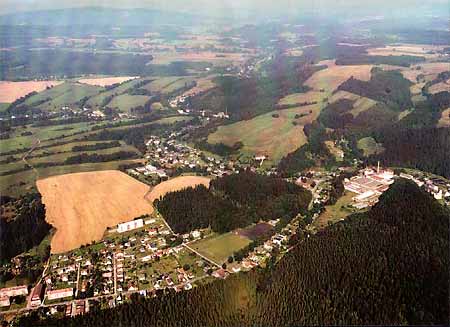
154 170 311 234
17 180 449 326
0 193 51 260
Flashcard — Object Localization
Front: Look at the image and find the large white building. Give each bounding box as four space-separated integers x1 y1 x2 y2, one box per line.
46 288 73 301
117 219 144 233
0 285 28 298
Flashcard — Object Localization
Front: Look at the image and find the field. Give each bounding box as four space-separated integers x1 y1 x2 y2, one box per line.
328 90 377 117
236 223 273 241
437 108 450 128
182 77 217 97
357 137 385 157
77 76 138 86
305 60 373 94
107 94 150 112
150 51 248 66
147 175 211 204
311 191 357 230
208 104 321 163
429 81 449 94
366 44 447 60
190 232 251 264
401 62 450 83
0 80 63 103
141 76 196 94
278 91 327 106
37 170 153 253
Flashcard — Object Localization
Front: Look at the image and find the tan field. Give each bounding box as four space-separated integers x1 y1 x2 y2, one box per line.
278 91 327 106
182 77 217 97
328 90 377 117
0 80 63 103
37 170 153 253
305 61 373 93
402 62 450 83
367 44 448 60
437 108 450 128
77 76 139 86
147 176 211 203
429 81 449 94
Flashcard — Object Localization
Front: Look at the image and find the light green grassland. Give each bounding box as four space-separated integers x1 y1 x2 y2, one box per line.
107 94 150 112
190 232 251 264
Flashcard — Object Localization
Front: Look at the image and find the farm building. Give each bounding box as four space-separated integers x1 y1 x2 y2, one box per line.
117 219 144 233
46 288 74 300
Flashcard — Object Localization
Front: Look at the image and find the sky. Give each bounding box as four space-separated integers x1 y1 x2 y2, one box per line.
0 0 447 17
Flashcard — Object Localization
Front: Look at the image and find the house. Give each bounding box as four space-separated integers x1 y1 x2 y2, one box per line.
46 288 74 301
0 296 10 307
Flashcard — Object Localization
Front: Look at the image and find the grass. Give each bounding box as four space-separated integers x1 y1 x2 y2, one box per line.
141 76 195 94
0 103 9 112
107 94 151 112
190 232 251 264
278 91 327 106
208 104 321 164
311 191 358 230
357 137 385 157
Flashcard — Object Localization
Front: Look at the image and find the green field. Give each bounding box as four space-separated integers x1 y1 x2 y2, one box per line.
208 104 320 164
107 94 150 112
141 76 195 94
0 103 9 112
24 82 103 110
190 232 251 264
357 137 385 157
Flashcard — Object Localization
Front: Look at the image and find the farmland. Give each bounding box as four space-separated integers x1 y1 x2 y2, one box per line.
366 44 447 60
0 80 63 103
208 104 321 163
77 76 138 86
190 232 251 264
328 90 377 117
107 94 150 112
278 91 327 106
37 170 154 253
437 108 450 127
147 175 211 204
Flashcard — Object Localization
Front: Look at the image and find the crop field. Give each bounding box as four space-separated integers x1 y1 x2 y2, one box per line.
0 80 63 103
147 175 211 204
366 44 447 60
305 60 373 94
437 108 450 128
107 94 150 112
37 170 153 253
429 81 449 94
77 76 138 86
278 91 327 106
208 104 321 164
190 232 251 264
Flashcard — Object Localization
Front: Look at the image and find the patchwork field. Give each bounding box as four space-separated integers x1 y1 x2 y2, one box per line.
190 232 251 264
0 80 63 103
305 60 373 93
208 104 321 163
147 175 211 204
37 170 153 253
77 76 138 86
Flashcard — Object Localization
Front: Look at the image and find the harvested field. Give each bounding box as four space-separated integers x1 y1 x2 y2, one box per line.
147 176 211 204
77 76 138 86
37 170 153 253
429 81 449 94
437 108 450 128
305 61 372 93
402 62 450 83
0 80 63 103
366 44 447 59
208 104 321 164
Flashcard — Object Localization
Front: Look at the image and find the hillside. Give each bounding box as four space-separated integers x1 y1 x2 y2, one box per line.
18 179 449 326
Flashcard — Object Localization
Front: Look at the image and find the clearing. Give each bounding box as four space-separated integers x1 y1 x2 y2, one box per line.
0 80 63 103
147 175 211 204
77 76 138 86
208 104 321 164
190 232 251 264
37 170 153 253
305 60 373 94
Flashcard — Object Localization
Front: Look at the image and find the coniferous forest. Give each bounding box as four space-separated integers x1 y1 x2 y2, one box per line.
18 180 450 326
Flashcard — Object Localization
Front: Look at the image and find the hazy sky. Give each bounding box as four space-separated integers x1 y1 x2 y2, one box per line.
0 0 447 16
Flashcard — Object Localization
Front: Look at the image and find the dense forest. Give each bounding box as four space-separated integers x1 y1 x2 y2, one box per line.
0 193 51 260
155 170 312 233
18 180 449 326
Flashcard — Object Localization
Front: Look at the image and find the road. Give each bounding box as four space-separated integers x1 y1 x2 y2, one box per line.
21 138 41 176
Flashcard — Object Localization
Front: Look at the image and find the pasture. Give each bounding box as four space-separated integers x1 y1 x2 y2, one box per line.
107 94 150 112
0 80 63 103
37 170 153 253
147 175 211 204
77 76 138 86
208 104 321 164
190 232 251 264
328 90 377 117
305 60 373 94
278 91 327 106
311 191 357 230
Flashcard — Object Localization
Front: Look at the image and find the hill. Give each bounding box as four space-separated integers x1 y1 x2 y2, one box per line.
21 179 449 326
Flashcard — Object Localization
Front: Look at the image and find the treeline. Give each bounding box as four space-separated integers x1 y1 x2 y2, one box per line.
338 68 413 111
71 141 121 152
0 193 51 260
18 180 449 326
195 140 242 156
155 171 311 234
64 151 139 165
336 54 425 67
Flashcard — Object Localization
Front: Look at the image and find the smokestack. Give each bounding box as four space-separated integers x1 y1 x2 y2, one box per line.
377 161 380 173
